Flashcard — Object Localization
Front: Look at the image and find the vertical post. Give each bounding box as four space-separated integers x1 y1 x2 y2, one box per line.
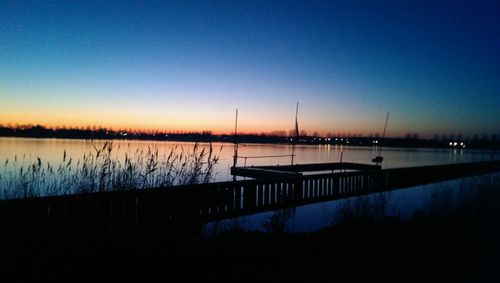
232 109 238 181
243 184 257 209
293 178 303 201
235 185 242 210
375 112 390 166
339 145 344 163
291 102 299 166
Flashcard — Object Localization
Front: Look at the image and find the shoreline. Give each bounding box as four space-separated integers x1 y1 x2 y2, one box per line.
2 135 500 151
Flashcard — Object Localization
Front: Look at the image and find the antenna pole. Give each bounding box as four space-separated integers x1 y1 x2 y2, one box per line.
233 109 238 168
291 102 299 165
379 112 389 156
382 112 389 139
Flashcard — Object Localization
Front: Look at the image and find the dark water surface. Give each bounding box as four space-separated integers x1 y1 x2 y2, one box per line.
1 137 499 232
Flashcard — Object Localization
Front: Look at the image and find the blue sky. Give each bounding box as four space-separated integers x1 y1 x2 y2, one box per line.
1 0 499 137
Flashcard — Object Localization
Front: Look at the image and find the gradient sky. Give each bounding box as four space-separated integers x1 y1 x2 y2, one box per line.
1 0 499 137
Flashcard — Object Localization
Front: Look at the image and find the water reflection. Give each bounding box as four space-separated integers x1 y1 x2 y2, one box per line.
204 173 500 234
2 137 500 181
1 137 500 199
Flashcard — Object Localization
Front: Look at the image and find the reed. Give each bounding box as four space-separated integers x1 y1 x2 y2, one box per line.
0 141 221 199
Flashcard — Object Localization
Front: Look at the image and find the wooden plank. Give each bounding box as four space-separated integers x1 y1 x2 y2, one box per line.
231 167 302 178
252 162 381 173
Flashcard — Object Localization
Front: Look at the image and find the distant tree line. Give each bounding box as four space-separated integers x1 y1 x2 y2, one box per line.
0 124 499 149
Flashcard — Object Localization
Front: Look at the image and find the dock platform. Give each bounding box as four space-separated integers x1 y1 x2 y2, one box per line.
1 160 499 235
231 162 381 178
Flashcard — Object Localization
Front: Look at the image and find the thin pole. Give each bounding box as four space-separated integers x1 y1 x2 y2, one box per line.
233 109 238 168
378 112 389 156
232 109 238 181
340 145 344 173
291 102 299 165
382 112 389 139
340 145 344 163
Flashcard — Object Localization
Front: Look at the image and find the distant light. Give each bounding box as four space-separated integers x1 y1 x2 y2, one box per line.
460 142 464 146
449 142 453 146
453 142 458 146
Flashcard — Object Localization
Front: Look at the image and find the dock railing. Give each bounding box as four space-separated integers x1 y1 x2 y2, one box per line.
1 161 499 234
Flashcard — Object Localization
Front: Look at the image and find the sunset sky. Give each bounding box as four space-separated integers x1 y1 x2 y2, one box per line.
1 0 499 137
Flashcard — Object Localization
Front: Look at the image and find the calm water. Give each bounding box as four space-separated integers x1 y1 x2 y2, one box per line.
204 174 500 233
1 137 499 182
1 137 499 233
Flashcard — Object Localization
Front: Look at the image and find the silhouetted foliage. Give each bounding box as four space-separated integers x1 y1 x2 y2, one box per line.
1 124 500 149
0 141 221 199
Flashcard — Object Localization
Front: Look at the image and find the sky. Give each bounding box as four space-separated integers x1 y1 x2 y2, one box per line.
1 0 499 138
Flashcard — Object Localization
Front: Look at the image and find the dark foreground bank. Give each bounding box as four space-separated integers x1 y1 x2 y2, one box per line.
1 177 499 283
1 212 498 282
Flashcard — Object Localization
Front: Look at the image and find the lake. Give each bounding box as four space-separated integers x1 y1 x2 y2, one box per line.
1 137 498 182
1 137 499 232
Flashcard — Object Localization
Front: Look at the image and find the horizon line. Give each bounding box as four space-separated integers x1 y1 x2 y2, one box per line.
1 123 499 141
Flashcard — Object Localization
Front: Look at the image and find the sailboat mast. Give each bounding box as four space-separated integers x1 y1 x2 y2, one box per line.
382 112 389 139
379 112 389 156
233 108 238 168
291 102 299 165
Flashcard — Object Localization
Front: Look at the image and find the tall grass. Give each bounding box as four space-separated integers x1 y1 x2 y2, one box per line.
0 141 221 199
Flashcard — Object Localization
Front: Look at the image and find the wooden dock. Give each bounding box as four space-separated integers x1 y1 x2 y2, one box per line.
230 162 381 178
1 160 499 235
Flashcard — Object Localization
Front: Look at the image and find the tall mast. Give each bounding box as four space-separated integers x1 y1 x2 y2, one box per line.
233 108 238 168
382 112 389 138
291 102 299 165
372 112 389 165
379 112 389 156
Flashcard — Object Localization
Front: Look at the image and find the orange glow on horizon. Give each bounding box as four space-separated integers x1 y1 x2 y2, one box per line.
0 118 411 138
1 97 417 137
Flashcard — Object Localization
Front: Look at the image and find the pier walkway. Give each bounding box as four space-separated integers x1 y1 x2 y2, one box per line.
1 161 499 233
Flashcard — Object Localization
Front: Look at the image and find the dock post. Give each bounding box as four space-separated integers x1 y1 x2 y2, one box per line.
243 184 257 210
